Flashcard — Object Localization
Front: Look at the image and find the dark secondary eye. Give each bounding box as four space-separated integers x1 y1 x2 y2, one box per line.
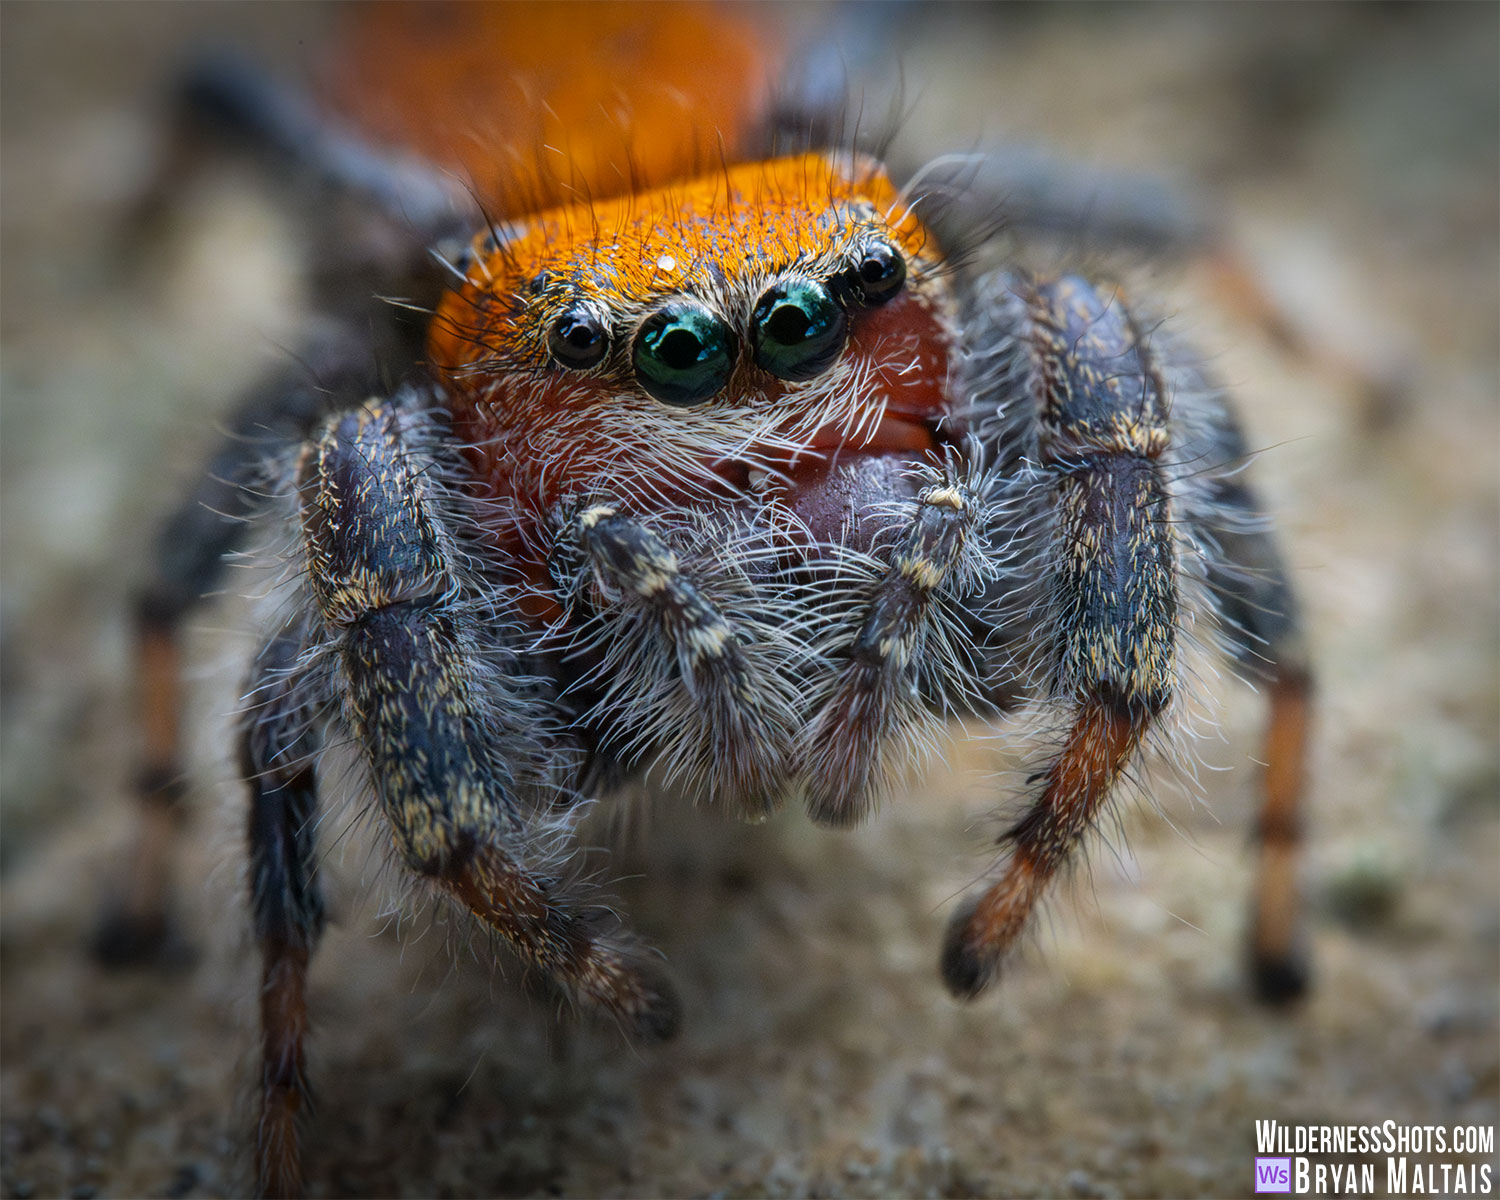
838 240 907 307
547 307 608 370
632 301 737 406
751 278 848 382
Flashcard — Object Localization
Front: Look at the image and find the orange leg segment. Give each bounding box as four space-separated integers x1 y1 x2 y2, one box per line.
256 944 311 1199
446 847 681 1042
94 611 189 964
943 698 1149 999
1249 664 1313 1003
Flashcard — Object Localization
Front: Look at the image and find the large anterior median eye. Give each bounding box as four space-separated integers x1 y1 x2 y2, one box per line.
632 301 737 406
751 278 848 382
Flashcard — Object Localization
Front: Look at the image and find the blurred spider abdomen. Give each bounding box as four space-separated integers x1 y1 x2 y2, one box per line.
318 0 780 216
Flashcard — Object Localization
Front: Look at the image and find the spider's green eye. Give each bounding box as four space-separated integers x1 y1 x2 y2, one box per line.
751 279 848 382
838 240 907 307
547 307 608 370
632 301 736 406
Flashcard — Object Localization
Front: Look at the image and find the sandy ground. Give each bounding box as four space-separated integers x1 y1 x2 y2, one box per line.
2 4 1497 1198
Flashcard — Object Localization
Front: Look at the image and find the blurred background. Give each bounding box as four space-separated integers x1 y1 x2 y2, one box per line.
2 3 1496 1197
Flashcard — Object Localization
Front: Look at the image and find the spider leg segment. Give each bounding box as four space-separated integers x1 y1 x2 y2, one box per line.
913 136 1409 419
172 49 471 246
1251 662 1312 1002
553 506 793 821
943 697 1149 998
1197 471 1314 1003
240 623 324 1200
298 403 680 1040
96 335 373 966
944 275 1179 998
945 271 1314 1002
803 478 987 827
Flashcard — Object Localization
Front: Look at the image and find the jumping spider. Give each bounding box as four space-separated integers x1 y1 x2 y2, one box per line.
101 5 1313 1195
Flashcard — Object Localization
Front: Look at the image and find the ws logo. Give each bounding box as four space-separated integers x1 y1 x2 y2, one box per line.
1256 1157 1292 1193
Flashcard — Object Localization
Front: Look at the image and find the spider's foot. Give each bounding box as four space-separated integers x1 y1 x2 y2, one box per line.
938 898 1004 1002
633 975 684 1043
591 956 683 1043
1250 943 1310 1007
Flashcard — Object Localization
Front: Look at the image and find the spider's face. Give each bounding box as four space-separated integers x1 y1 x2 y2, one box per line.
430 153 961 534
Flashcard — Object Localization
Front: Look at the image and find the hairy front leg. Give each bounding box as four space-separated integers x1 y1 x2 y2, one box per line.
299 401 679 1040
944 275 1178 997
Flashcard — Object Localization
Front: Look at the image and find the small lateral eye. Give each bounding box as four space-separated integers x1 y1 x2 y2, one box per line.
632 301 737 407
547 307 608 370
838 240 907 307
752 278 848 382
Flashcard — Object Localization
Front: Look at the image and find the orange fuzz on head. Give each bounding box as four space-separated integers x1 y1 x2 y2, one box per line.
428 152 960 537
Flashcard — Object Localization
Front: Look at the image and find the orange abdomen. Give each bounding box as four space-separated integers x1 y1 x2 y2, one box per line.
319 1 779 217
